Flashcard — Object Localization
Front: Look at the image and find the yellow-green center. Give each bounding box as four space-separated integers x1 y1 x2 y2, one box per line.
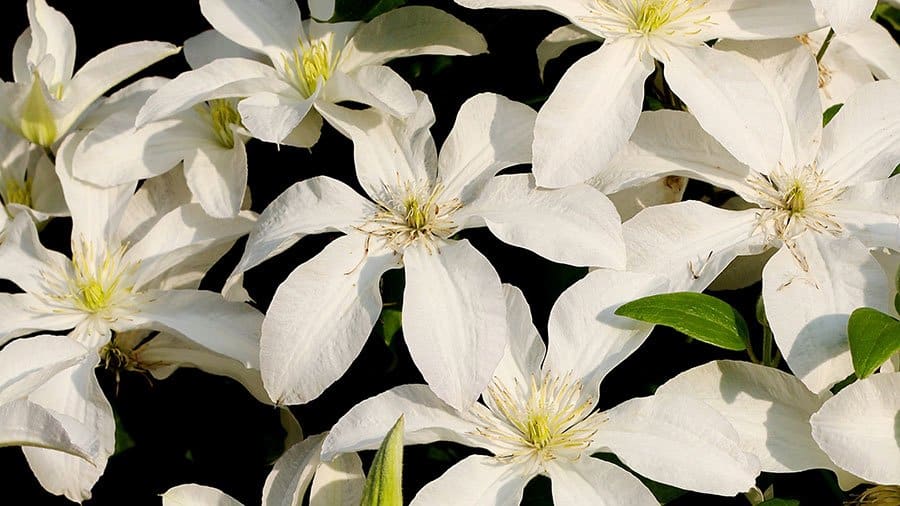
784 182 806 214
4 178 32 207
208 99 242 149
20 75 57 147
282 38 337 98
635 0 680 33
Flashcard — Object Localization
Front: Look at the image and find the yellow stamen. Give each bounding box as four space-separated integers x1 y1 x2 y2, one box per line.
281 36 338 98
20 75 57 147
208 99 242 149
3 178 32 207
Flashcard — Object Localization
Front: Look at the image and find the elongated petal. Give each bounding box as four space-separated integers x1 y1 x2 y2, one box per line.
438 94 535 203
714 39 822 170
184 139 248 218
537 24 596 81
624 202 764 292
662 42 783 172
453 0 589 20
410 455 530 506
704 0 822 39
402 240 507 410
227 177 375 290
833 177 900 251
604 176 687 222
340 6 487 70
533 40 652 188
0 335 86 403
310 452 364 506
23 356 114 503
239 91 316 144
491 285 545 393
840 19 900 80
817 80 900 185
324 66 416 119
657 361 838 475
61 41 180 133
262 434 325 506
26 0 75 84
458 174 625 268
0 399 98 461
199 0 302 62
261 234 399 405
544 269 667 394
163 484 244 506
0 214 71 295
118 168 195 247
599 110 752 197
548 458 657 506
598 394 760 496
322 384 480 460
810 0 876 34
764 234 893 393
136 58 287 127
810 372 900 485
185 29 267 69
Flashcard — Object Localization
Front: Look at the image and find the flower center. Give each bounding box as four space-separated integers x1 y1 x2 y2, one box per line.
20 74 57 147
3 178 32 208
747 165 846 245
847 485 900 506
281 36 339 99
359 182 462 253
583 0 711 39
473 373 605 467
202 99 243 149
64 241 137 315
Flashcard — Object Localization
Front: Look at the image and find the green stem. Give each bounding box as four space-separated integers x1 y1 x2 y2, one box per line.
816 28 836 63
762 326 773 366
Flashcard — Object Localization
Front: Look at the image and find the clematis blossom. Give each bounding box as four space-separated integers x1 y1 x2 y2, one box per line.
455 0 823 188
135 0 487 148
226 92 626 410
1 0 178 149
659 360 899 486
596 41 900 393
322 274 762 505
0 134 263 501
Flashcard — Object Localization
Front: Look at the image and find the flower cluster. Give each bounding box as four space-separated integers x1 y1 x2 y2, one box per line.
0 0 897 504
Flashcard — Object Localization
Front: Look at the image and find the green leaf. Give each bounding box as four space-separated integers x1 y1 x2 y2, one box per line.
113 411 135 455
874 4 900 31
616 292 749 351
379 308 403 347
332 0 407 22
759 499 800 506
848 307 900 379
361 415 404 506
822 103 843 126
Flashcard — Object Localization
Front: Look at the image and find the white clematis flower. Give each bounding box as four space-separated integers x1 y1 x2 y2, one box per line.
597 41 900 393
73 76 252 218
660 360 899 486
810 0 877 33
0 134 263 501
455 0 823 188
226 92 626 410
1 0 179 149
322 275 762 504
0 335 99 463
134 0 487 147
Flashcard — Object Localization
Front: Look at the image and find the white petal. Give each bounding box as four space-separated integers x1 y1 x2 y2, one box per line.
810 0 876 34
239 91 316 144
491 285 545 392
309 452 364 506
281 110 323 148
623 202 764 292
840 19 900 80
810 372 900 485
452 0 590 20
0 335 86 403
163 484 244 506
662 42 783 171
117 167 195 246
458 174 626 268
817 80 900 185
184 29 267 70
704 0 822 39
126 290 263 368
537 24 596 81
199 0 302 62
0 399 98 461
12 29 31 84
657 360 840 475
339 6 487 70
543 269 667 394
598 394 760 496
184 139 248 218
61 41 180 133
0 214 71 295
714 39 822 170
533 40 652 188
262 434 325 506
309 0 335 20
547 458 657 506
261 234 399 405
763 234 893 393
26 0 75 84
438 93 535 203
226 176 375 291
23 356 114 503
136 58 287 127
324 66 416 118
410 455 530 506
833 177 900 251
322 384 480 461
603 176 687 222
402 240 507 410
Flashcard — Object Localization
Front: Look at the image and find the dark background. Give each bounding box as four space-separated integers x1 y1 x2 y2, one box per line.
1 1 889 504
